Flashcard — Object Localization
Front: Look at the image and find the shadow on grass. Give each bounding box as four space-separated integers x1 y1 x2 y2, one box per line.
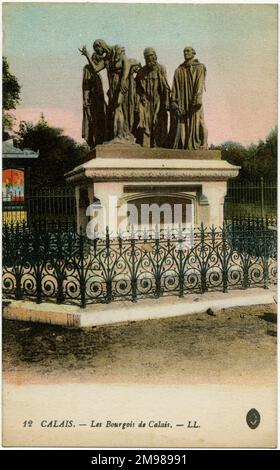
259 313 277 324
267 330 277 337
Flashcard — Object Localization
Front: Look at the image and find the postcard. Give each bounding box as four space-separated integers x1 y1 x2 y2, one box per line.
2 1 277 448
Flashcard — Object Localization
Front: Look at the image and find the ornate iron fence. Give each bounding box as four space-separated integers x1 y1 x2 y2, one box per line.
3 220 277 308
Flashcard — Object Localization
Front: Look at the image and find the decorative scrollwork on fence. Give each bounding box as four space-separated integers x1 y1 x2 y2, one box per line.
2 220 277 308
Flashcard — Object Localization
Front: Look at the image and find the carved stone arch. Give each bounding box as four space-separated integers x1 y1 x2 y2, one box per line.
123 191 195 227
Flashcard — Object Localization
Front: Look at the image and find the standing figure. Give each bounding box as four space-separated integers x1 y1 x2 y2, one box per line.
169 47 208 150
82 58 106 148
80 39 139 141
123 61 142 138
135 48 170 148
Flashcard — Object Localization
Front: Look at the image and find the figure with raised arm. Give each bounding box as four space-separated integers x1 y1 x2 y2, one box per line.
79 40 139 142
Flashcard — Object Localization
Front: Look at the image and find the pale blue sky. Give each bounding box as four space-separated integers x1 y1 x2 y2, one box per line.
3 2 278 145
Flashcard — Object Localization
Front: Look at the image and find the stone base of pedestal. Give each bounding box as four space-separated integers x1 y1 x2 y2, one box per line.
4 287 276 327
65 142 240 232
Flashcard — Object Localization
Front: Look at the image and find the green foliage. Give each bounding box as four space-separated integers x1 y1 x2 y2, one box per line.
216 127 277 180
16 115 88 188
2 113 15 140
3 57 21 110
3 57 21 140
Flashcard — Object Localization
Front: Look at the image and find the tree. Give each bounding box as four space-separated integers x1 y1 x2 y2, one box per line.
219 128 277 180
16 115 88 188
3 57 21 140
220 141 249 167
220 141 252 179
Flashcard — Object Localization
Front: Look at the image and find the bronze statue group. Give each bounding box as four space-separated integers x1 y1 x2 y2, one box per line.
80 40 208 150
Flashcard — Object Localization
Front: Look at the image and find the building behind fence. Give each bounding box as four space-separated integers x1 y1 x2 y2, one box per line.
3 218 277 308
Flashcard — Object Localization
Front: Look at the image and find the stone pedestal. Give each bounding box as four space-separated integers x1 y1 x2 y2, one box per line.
65 142 240 234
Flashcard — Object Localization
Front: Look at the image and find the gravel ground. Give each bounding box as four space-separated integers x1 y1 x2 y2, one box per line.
3 303 277 386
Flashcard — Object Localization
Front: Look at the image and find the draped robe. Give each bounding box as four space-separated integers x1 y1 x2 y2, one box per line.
135 64 170 148
82 64 106 148
169 60 207 150
106 46 138 140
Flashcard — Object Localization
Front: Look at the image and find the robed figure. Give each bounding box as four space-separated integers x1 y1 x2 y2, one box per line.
105 45 140 140
135 48 170 148
82 62 106 148
169 47 208 150
80 40 140 144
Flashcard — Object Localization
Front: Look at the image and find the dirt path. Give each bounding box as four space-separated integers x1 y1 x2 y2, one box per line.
3 304 277 386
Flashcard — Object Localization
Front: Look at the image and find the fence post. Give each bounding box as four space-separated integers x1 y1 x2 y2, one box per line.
14 223 23 300
56 229 65 304
200 223 207 293
262 231 269 290
154 225 162 298
242 237 249 290
105 226 112 303
79 231 86 308
260 177 264 218
178 225 184 298
35 265 42 304
130 226 137 302
222 224 228 293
